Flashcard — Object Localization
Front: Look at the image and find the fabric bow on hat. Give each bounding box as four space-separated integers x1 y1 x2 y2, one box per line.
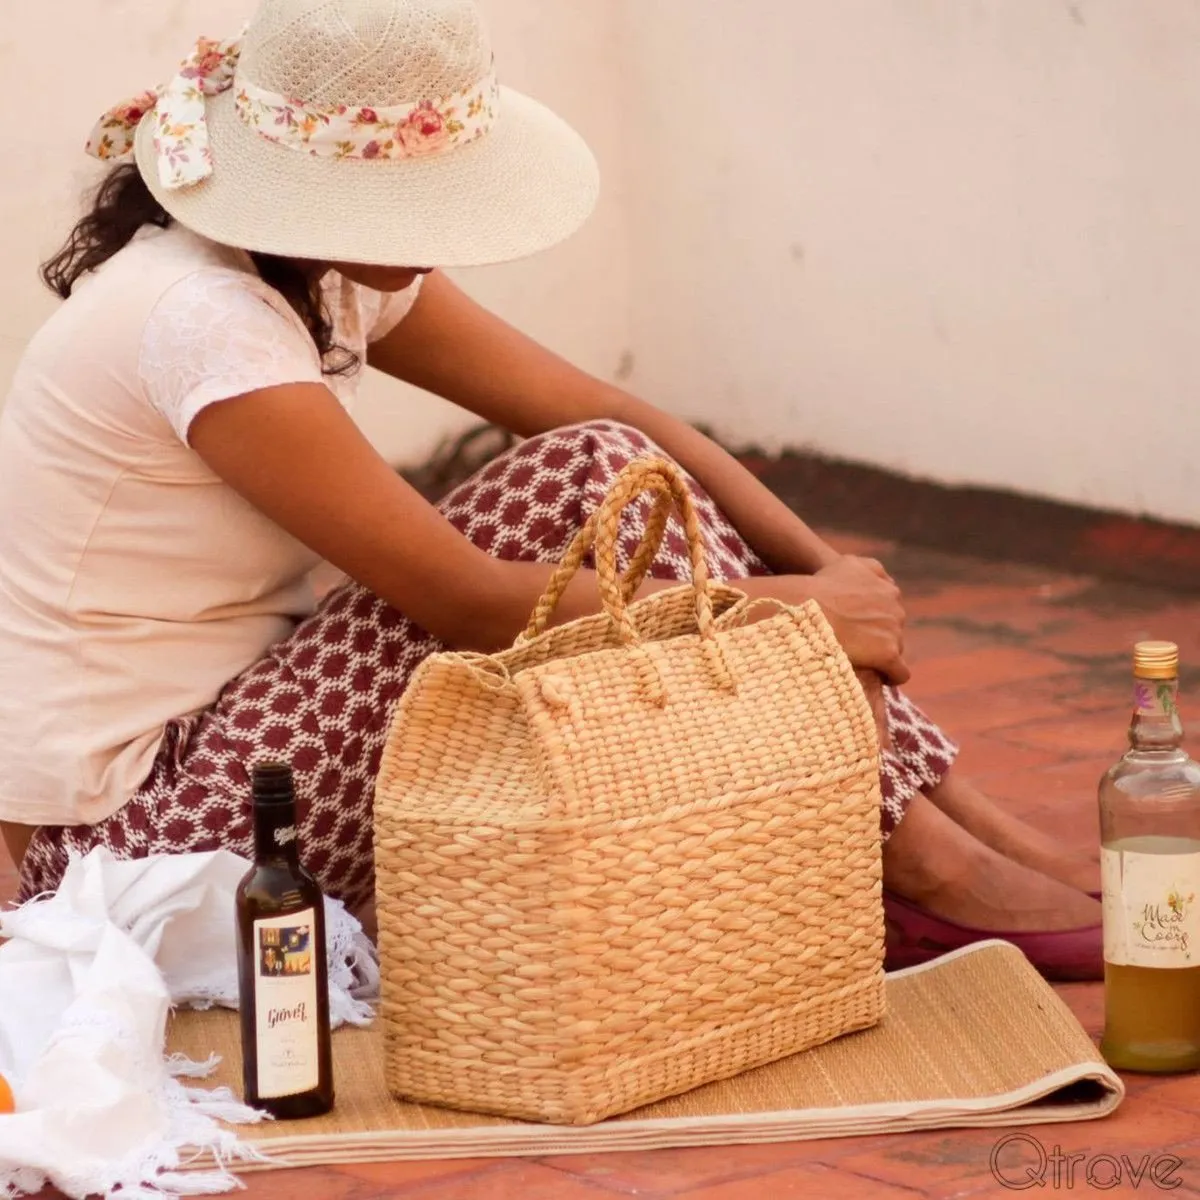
73 0 597 269
85 35 242 190
84 27 504 191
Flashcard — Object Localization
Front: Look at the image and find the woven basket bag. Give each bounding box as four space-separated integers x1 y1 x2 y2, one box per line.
374 457 886 1125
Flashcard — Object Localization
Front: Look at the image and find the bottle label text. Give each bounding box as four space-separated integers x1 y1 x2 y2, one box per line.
1102 845 1200 968
253 908 320 1098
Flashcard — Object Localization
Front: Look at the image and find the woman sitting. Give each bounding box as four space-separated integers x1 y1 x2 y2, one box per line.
0 0 1100 977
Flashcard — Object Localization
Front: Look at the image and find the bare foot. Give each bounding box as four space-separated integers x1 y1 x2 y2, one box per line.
883 792 1101 931
926 770 1100 895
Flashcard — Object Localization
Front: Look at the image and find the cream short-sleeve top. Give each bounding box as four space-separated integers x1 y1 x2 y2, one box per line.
0 223 422 827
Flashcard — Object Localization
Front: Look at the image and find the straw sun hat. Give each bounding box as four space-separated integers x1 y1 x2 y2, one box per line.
85 0 600 267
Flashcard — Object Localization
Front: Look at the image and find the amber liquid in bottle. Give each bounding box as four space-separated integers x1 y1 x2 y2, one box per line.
236 763 334 1117
1100 641 1200 1073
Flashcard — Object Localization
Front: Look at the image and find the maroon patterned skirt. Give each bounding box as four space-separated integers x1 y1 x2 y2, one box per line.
18 421 956 910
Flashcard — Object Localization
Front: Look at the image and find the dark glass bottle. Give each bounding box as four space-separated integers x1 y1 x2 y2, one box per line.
236 763 334 1118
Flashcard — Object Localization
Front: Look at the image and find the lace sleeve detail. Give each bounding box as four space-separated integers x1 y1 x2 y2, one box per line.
363 274 425 344
139 270 324 443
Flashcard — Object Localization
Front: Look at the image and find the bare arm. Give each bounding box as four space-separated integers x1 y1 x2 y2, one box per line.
184 264 907 680
365 272 908 680
187 379 907 679
187 383 675 652
369 271 841 574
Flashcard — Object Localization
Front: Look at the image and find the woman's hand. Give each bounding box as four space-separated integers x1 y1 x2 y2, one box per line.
738 556 909 685
807 556 909 684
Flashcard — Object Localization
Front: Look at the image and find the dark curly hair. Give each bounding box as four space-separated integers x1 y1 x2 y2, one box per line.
40 163 358 377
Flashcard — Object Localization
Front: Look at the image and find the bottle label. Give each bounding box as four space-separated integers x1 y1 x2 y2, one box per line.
1102 847 1200 968
1134 678 1179 718
252 909 320 1099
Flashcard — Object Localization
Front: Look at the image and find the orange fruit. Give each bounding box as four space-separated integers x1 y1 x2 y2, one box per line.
0 1073 13 1114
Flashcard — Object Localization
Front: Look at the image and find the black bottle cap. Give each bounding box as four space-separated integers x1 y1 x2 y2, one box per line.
252 762 295 806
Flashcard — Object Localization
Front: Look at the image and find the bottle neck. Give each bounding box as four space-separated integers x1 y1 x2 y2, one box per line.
1130 674 1184 751
253 799 301 867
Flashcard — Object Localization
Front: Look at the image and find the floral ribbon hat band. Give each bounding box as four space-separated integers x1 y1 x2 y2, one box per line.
73 0 599 270
86 33 501 191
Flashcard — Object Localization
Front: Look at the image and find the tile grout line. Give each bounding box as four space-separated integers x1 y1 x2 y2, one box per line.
819 1163 932 1198
384 1161 524 1199
530 1159 666 1199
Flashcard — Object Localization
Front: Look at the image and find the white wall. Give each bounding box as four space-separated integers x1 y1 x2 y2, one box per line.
622 0 1200 524
6 2 1200 524
0 0 631 468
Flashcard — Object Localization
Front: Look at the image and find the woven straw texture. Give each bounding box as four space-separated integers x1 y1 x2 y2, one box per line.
373 458 887 1125
167 942 1124 1172
135 0 599 266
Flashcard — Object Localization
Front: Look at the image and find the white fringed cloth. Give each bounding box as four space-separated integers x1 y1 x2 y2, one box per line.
0 849 377 1198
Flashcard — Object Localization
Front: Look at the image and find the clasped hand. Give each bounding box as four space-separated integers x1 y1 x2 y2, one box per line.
738 555 909 687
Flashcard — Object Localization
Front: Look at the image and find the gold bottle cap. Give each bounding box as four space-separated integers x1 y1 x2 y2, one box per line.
1134 640 1179 680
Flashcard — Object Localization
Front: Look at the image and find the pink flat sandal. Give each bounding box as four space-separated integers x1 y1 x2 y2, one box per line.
883 890 1103 982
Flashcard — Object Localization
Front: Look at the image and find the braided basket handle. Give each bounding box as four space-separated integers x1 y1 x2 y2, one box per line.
524 486 672 640
521 457 714 645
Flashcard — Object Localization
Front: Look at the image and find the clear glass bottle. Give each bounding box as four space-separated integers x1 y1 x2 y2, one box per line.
236 762 334 1117
1100 641 1200 1073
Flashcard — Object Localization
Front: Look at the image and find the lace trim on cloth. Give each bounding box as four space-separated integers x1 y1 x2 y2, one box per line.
0 1006 272 1200
181 894 378 1027
358 272 424 344
138 270 324 444
137 268 423 444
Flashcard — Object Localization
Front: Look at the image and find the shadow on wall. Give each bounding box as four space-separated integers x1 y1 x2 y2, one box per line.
403 421 1200 596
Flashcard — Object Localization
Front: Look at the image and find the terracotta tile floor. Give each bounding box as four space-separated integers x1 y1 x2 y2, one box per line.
7 532 1200 1198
